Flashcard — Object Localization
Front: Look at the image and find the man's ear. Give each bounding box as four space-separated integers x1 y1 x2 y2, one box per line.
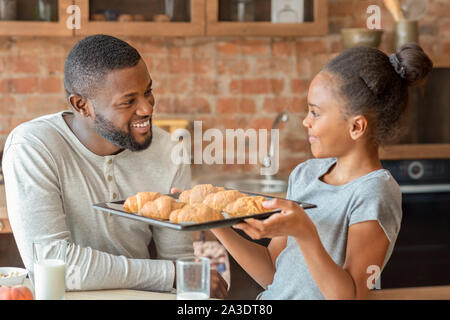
349 115 368 141
69 94 92 118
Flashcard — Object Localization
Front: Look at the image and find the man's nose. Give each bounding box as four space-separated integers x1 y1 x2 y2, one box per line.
136 97 153 116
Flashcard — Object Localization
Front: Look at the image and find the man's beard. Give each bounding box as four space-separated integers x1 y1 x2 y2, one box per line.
93 112 153 152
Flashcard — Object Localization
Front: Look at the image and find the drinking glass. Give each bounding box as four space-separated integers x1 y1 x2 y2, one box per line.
176 256 210 300
32 239 67 300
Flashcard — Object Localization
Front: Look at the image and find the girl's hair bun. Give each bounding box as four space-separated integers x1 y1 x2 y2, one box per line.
395 43 433 87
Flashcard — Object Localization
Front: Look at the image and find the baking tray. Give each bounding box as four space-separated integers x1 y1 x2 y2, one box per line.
93 192 316 232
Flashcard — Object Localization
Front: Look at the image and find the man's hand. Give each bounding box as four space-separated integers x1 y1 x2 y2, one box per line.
171 187 183 194
210 269 228 299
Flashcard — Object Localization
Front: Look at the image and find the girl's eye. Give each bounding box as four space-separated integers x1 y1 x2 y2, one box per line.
310 110 319 117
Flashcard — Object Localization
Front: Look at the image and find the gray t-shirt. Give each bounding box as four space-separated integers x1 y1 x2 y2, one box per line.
3 111 194 292
261 158 402 300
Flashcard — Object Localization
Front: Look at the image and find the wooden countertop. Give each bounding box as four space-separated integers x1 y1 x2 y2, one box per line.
66 288 177 300
367 285 450 300
23 279 177 300
22 279 450 300
65 285 450 300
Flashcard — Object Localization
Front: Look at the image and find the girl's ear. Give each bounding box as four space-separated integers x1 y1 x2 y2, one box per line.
349 115 368 141
69 94 92 119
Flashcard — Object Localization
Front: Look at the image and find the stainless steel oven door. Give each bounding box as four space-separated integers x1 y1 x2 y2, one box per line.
381 185 450 288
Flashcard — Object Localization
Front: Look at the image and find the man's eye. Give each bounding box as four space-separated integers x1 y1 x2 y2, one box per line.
124 99 135 105
145 89 153 96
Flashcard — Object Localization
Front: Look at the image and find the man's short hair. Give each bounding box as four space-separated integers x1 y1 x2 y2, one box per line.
64 34 141 99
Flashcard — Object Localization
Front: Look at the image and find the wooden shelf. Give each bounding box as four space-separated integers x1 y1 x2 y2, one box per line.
430 54 450 68
206 0 328 37
0 0 73 36
379 144 450 160
74 0 205 37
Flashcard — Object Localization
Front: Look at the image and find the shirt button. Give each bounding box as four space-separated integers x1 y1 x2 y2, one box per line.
113 193 117 200
108 175 113 181
107 159 112 165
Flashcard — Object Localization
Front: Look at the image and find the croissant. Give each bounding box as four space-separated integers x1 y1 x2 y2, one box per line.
223 196 272 218
123 195 138 213
137 192 161 209
140 196 185 220
179 184 225 205
124 192 161 213
169 208 183 223
169 203 224 224
203 190 247 211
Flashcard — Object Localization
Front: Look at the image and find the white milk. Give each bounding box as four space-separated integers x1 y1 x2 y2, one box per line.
34 259 66 300
177 292 209 300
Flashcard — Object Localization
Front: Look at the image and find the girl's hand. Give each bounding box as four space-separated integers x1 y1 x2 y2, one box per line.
233 198 317 242
170 187 183 194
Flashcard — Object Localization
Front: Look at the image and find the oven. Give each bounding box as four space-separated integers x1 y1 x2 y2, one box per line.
380 159 450 288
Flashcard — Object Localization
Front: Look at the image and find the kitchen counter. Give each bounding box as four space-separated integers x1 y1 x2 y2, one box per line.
65 285 450 300
368 285 450 300
66 288 177 300
23 279 177 300
65 286 450 300
22 279 450 300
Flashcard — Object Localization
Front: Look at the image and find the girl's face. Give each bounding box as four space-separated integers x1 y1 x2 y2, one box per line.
302 71 354 158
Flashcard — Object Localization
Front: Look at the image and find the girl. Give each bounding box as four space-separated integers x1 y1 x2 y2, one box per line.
210 43 433 300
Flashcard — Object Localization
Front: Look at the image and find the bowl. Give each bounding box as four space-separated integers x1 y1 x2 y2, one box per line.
341 28 383 49
0 267 28 286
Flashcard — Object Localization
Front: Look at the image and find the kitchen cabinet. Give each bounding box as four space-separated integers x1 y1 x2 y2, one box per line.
77 0 328 37
0 0 73 36
0 0 328 37
206 0 328 37
73 0 205 37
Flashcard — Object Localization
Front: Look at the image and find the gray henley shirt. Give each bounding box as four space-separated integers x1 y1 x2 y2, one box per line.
3 110 194 292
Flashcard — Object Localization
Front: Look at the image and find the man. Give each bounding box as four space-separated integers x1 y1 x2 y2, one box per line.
3 35 227 298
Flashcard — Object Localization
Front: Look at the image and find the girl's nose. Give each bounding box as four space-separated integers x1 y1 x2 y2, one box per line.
302 114 311 128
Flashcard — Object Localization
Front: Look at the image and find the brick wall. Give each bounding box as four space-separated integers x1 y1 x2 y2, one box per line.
0 0 449 178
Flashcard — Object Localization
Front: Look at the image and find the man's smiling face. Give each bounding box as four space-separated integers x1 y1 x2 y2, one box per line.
90 59 155 152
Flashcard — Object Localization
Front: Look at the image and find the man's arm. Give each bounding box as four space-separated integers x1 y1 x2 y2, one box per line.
3 140 175 291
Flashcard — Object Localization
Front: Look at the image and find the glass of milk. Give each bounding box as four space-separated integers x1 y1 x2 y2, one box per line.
32 239 67 300
176 256 210 300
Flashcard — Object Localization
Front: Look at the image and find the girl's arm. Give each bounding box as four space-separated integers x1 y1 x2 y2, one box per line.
236 198 389 299
295 220 389 299
211 227 287 289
